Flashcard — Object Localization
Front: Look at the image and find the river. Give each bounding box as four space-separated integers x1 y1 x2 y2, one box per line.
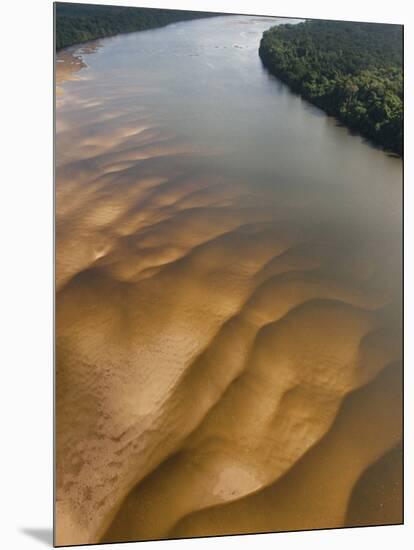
55 15 402 546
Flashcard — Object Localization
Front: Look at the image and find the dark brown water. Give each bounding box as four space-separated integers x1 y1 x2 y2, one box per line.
55 15 402 546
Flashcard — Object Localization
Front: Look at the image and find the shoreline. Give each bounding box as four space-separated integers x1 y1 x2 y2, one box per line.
260 52 402 159
258 22 403 157
55 3 222 51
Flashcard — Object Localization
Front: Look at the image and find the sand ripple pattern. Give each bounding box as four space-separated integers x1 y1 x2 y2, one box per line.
55 52 402 546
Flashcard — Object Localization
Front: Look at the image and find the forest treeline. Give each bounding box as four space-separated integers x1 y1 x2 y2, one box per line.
259 20 403 155
55 2 216 51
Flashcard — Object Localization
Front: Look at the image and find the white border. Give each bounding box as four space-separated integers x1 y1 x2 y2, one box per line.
1 1 412 548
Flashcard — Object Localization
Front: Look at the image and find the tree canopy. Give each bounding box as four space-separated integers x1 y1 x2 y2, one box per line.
55 2 216 50
259 20 403 155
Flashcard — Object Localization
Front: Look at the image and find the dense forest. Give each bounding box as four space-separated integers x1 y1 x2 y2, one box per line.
55 2 217 50
259 20 403 155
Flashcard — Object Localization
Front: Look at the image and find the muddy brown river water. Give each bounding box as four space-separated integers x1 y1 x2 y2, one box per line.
55 15 402 546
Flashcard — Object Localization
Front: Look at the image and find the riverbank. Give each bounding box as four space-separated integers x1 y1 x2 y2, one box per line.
259 20 403 155
55 2 219 50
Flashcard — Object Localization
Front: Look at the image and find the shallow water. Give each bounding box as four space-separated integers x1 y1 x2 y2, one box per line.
55 15 402 546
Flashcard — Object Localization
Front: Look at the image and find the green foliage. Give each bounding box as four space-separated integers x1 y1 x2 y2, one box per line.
259 20 403 155
55 2 216 51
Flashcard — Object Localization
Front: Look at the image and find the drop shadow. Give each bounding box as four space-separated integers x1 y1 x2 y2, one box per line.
20 528 53 547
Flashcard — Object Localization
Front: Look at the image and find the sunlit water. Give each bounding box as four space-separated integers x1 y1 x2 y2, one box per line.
55 15 402 546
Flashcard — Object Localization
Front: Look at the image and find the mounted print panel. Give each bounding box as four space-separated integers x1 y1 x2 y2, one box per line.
54 2 403 546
